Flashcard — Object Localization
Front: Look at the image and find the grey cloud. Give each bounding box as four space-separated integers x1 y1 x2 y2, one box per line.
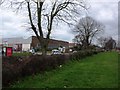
88 1 118 42
0 0 119 43
0 7 31 38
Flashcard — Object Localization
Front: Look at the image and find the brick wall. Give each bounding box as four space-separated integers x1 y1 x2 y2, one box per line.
31 36 69 49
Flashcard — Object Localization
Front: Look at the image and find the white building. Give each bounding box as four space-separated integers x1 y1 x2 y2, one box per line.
2 37 32 51
1 36 69 52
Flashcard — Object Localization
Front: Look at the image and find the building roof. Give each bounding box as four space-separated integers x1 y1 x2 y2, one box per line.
2 37 32 44
32 36 69 44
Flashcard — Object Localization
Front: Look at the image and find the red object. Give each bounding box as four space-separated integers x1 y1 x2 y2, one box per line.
6 47 12 56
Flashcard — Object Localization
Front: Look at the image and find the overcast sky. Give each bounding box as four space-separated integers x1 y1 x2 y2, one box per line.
0 0 119 44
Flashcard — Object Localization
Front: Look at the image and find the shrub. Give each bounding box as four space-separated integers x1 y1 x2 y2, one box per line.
2 54 70 86
22 54 70 76
2 56 24 86
2 50 102 87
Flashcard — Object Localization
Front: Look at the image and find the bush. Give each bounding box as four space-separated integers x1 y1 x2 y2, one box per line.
22 54 70 75
2 56 24 86
2 54 70 87
2 50 102 87
71 50 92 60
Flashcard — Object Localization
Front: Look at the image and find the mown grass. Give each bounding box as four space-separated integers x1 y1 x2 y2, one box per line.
11 51 118 88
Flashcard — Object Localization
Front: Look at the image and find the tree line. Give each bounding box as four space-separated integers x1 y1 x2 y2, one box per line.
1 0 117 55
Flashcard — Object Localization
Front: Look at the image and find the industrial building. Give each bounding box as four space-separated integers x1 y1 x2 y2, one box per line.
1 36 69 52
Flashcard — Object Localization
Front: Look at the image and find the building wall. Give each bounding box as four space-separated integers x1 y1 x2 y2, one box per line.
2 37 32 52
2 36 69 51
22 44 31 51
31 36 69 49
69 43 76 48
3 44 22 51
31 36 39 49
49 39 69 49
13 44 22 51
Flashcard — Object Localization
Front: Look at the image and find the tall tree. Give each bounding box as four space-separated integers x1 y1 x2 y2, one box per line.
104 37 116 50
1 0 86 55
97 36 108 48
73 16 104 49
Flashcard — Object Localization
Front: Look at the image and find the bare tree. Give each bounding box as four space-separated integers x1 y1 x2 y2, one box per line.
97 37 108 48
0 0 4 5
73 16 104 49
104 37 116 50
1 0 87 55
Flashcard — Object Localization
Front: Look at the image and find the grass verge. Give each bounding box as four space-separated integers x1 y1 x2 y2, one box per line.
11 51 118 88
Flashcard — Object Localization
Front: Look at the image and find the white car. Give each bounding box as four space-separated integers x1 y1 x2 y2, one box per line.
73 51 77 53
52 49 61 55
29 49 35 54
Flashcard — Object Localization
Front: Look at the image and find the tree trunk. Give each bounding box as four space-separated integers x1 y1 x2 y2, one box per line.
85 36 90 49
41 46 47 56
40 38 49 56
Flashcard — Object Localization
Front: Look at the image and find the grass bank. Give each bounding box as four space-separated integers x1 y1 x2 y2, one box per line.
11 51 118 88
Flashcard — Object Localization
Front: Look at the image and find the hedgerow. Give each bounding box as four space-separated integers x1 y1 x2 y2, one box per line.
2 50 102 87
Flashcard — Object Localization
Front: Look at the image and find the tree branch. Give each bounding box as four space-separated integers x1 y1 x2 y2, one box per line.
27 2 40 41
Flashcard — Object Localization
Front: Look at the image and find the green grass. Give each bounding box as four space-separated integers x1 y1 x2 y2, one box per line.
12 52 32 56
11 51 118 88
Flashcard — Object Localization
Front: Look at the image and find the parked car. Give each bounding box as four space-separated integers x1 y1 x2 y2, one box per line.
73 50 77 53
52 49 61 55
29 49 35 54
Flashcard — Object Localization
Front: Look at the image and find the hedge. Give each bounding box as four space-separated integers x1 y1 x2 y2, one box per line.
2 50 102 87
